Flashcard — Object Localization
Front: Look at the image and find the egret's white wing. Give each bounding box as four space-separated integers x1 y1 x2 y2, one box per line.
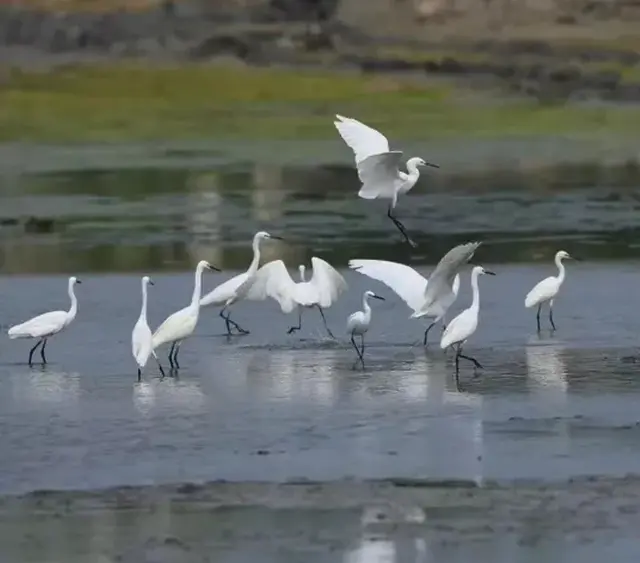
309 257 347 308
244 260 298 313
440 308 475 350
349 259 427 314
334 114 390 164
8 310 67 339
200 272 248 307
525 276 558 307
414 242 481 318
452 273 461 297
356 151 404 199
151 306 192 348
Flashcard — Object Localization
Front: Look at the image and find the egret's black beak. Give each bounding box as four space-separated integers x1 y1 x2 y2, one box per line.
372 294 386 301
484 270 496 276
149 280 155 286
207 264 221 272
269 235 284 241
424 161 440 169
76 279 82 284
570 256 581 261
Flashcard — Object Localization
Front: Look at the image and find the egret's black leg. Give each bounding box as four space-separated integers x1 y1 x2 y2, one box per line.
221 307 249 335
287 309 302 334
28 340 42 367
137 368 142 382
549 303 557 331
168 342 175 369
387 206 417 248
153 353 166 377
458 352 483 370
316 305 335 339
350 334 364 369
40 339 47 364
220 308 233 335
173 343 181 369
360 334 365 363
536 304 542 332
423 321 437 346
454 344 461 387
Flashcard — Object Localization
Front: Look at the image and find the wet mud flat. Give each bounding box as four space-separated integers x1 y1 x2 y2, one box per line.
4 476 640 562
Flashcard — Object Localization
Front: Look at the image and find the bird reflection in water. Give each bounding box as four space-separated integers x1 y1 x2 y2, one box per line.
10 367 80 408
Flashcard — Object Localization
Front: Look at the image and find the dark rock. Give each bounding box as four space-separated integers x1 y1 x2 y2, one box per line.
189 34 252 60
547 66 582 83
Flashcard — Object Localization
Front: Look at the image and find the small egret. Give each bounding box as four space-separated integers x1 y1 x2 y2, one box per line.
334 114 439 248
525 250 577 332
200 231 283 335
8 276 81 366
346 290 385 368
441 266 495 384
152 260 220 370
349 241 479 345
132 276 165 381
247 256 347 338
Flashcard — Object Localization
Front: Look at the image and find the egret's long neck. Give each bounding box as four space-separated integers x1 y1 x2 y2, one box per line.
140 281 148 321
247 236 262 276
470 271 481 314
67 282 78 320
191 265 205 307
299 268 306 282
362 293 372 321
555 255 566 284
406 159 421 181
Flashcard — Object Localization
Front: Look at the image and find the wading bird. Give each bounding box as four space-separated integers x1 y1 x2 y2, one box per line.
333 114 439 248
525 250 577 332
347 290 385 368
349 241 480 346
152 260 219 370
132 276 165 381
8 276 81 366
441 266 495 385
246 256 347 338
200 231 283 335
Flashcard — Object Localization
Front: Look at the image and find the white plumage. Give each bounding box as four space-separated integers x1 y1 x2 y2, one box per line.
346 290 386 368
440 266 495 385
246 256 347 337
348 243 478 345
152 260 219 370
132 276 164 381
333 114 439 247
8 276 81 366
200 231 282 335
524 250 575 331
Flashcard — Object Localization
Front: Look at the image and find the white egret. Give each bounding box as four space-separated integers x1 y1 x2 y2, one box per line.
333 114 439 247
200 231 283 335
152 260 219 370
346 290 385 368
441 266 495 384
132 276 165 381
525 250 577 332
246 256 347 338
349 241 479 345
8 276 81 366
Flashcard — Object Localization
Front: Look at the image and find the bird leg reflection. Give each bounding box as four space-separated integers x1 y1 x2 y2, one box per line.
315 305 335 339
287 309 302 334
350 334 365 369
387 206 417 248
220 307 250 336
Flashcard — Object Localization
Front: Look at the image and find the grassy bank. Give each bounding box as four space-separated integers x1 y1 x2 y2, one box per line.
2 62 640 142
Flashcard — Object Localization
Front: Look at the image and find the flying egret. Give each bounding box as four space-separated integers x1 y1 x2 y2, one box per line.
346 290 385 368
349 241 479 346
246 256 347 338
200 231 283 335
441 266 495 385
333 114 439 248
8 276 81 366
132 276 165 381
152 260 220 370
525 250 577 332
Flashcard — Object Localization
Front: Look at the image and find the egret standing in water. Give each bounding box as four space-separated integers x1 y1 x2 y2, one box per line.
152 260 219 370
246 256 347 338
441 266 495 385
349 241 479 346
132 276 165 381
525 250 577 332
346 290 386 368
333 114 439 248
200 231 282 335
8 276 81 366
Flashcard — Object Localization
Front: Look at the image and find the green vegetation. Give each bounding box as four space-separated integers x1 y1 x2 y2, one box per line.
2 62 640 142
